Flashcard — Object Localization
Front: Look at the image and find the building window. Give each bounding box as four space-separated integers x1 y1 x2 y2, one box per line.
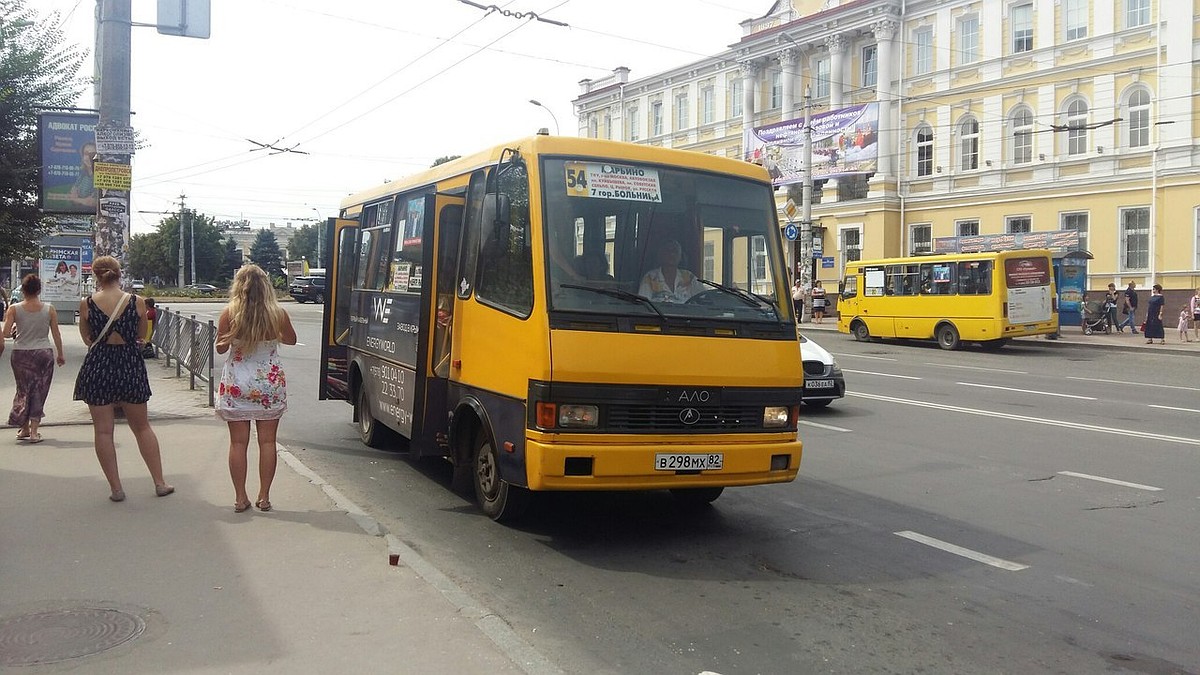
1010 106 1033 164
588 115 598 139
862 45 878 87
1006 216 1031 234
914 27 933 75
815 58 830 98
704 240 715 280
700 85 714 125
651 101 663 136
603 112 612 140
1065 0 1088 41
627 106 639 141
769 71 782 109
731 78 743 117
1066 99 1088 156
910 223 932 255
956 219 979 236
959 116 979 171
1127 88 1150 148
675 93 689 131
1011 4 1033 53
1195 207 1200 270
959 15 980 64
915 124 934 177
841 227 862 267
1120 207 1149 270
1060 212 1088 252
1126 0 1150 28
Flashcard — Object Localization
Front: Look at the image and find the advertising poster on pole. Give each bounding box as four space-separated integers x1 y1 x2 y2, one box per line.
38 112 100 215
39 246 83 303
744 103 879 187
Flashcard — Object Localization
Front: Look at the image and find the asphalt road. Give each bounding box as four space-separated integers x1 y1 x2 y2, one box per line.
171 301 1200 675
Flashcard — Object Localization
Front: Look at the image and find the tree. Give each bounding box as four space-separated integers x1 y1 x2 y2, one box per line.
432 155 461 167
128 208 226 285
287 222 319 265
219 236 241 286
249 229 284 283
0 0 87 259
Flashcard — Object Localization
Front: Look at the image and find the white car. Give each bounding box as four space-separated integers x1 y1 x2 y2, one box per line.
800 334 845 407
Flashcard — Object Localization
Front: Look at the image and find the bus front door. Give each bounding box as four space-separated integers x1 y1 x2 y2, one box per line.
319 218 359 401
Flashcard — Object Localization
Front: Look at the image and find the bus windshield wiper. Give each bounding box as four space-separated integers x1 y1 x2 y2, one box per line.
696 278 781 320
559 284 666 319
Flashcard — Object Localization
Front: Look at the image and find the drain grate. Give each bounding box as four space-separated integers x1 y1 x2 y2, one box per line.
0 608 145 666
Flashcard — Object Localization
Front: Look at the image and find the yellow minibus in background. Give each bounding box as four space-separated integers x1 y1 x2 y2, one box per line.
836 249 1057 350
319 134 804 521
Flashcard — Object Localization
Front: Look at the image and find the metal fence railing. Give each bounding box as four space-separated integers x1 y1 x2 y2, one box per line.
151 307 217 407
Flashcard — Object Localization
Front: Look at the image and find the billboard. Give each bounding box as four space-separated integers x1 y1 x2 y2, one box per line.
39 245 83 303
745 102 879 186
38 112 99 215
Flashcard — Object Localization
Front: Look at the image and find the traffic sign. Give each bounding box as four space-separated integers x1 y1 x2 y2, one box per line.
783 223 799 241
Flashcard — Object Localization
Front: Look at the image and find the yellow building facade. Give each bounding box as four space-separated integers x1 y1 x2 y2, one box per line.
572 0 1199 301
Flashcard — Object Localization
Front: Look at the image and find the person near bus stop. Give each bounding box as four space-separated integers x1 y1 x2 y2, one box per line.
73 255 174 503
1190 287 1200 341
791 278 805 323
1116 281 1139 334
215 264 297 513
141 297 158 358
1142 284 1165 345
1103 283 1121 332
810 280 827 324
1 274 66 443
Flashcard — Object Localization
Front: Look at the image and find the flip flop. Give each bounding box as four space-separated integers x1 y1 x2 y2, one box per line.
27 433 43 444
16 432 29 441
255 499 272 512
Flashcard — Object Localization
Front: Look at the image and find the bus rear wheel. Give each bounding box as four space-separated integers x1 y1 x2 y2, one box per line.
936 324 961 350
357 387 388 448
473 432 530 522
851 321 870 341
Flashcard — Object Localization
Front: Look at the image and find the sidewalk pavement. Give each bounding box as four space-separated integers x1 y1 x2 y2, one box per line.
0 330 534 673
799 316 1200 355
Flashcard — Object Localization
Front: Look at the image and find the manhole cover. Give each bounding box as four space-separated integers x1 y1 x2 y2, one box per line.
0 608 145 666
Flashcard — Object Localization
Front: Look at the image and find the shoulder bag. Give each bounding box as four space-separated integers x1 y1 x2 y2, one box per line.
88 293 132 351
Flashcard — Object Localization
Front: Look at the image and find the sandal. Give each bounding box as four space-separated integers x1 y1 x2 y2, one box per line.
255 499 272 512
27 433 43 444
16 430 30 441
109 489 126 502
234 501 252 513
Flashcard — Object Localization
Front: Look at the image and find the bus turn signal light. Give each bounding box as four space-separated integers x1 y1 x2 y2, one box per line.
536 402 557 429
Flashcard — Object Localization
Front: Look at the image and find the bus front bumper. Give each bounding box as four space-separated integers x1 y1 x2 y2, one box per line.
523 435 802 491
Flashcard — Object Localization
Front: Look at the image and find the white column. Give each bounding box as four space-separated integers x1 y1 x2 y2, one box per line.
740 61 759 131
825 34 846 108
873 20 899 178
779 48 798 117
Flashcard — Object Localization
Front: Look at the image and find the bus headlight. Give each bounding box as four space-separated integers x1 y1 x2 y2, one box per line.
558 404 599 428
763 406 790 428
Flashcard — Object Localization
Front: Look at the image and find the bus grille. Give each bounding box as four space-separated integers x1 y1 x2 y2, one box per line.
607 405 763 432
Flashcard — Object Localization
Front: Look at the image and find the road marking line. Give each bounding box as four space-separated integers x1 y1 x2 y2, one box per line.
957 382 1096 400
833 353 897 361
1057 471 1162 492
1066 376 1200 393
924 362 1027 374
843 369 921 380
1148 404 1200 413
799 420 852 432
848 392 1200 447
895 530 1029 571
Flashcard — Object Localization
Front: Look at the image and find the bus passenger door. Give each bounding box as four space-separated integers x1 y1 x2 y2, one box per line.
417 193 465 442
319 218 359 401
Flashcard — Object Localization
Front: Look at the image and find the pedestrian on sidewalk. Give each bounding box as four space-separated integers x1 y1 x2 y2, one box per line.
811 280 827 324
215 264 297 513
1178 306 1192 343
1 274 66 443
791 278 805 323
1190 288 1200 341
1142 284 1165 345
1104 283 1121 332
74 256 174 503
1116 281 1139 334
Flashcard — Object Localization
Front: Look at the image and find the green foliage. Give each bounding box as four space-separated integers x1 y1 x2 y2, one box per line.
0 0 87 259
432 155 461 167
287 222 319 265
128 208 227 286
249 229 284 281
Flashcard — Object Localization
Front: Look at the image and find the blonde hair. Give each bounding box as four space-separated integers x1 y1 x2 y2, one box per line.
226 264 284 352
92 256 121 287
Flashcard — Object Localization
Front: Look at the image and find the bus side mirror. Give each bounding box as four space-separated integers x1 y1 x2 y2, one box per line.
480 193 511 241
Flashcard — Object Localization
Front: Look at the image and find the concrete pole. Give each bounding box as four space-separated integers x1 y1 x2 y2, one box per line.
177 195 186 287
94 0 132 268
800 87 814 323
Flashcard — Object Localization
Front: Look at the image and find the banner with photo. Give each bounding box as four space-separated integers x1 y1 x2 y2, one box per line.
38 112 100 215
744 102 879 186
39 245 83 303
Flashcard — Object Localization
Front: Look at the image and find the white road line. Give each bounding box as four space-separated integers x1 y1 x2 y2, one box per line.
894 530 1029 571
1057 471 1163 492
843 369 921 380
848 391 1200 447
1066 376 1200 393
799 420 852 432
833 353 897 361
924 362 1027 374
957 382 1096 400
1148 404 1200 413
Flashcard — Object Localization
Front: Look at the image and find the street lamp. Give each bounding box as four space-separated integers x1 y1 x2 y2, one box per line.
529 99 560 135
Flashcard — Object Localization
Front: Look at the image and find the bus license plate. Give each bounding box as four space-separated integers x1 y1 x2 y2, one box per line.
655 453 723 471
807 379 835 389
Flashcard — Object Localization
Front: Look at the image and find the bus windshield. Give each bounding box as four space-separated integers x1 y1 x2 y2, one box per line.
542 157 788 323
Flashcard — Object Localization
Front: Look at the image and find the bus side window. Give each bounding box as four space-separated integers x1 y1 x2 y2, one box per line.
457 171 487 299
958 260 992 295
475 160 533 316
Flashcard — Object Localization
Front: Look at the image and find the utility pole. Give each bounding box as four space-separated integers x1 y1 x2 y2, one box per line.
177 194 187 287
190 209 196 284
799 86 814 323
94 0 133 268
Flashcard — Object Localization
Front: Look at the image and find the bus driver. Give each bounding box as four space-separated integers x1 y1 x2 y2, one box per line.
638 239 704 303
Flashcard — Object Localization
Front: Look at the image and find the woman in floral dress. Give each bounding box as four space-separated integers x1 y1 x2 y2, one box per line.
216 264 297 513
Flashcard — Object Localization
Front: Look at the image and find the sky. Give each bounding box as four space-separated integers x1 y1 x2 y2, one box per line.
32 0 762 235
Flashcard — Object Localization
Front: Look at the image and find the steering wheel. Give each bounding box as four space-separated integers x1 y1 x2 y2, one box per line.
685 290 724 305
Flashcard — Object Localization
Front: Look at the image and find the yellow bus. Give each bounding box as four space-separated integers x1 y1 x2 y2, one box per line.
319 134 804 521
836 249 1057 350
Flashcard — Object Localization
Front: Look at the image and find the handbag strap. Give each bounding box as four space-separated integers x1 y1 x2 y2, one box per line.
89 293 132 351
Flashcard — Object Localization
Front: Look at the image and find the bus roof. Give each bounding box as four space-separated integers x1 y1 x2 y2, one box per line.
339 135 771 213
845 248 1054 269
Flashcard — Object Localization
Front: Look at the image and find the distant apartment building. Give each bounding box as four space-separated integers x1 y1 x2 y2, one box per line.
572 0 1198 295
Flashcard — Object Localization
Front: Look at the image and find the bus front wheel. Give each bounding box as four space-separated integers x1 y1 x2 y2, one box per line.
851 321 871 341
936 324 961 350
473 432 530 522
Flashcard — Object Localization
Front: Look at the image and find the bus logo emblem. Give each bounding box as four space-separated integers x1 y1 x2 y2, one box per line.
679 408 701 425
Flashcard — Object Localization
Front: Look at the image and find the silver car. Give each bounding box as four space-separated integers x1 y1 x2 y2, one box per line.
800 334 845 407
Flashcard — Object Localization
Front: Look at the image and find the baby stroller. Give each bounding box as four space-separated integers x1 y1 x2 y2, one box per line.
1081 299 1110 335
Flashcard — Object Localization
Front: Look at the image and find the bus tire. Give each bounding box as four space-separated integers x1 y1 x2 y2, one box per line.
473 432 530 522
315 293 325 305
851 320 870 341
670 487 724 508
357 386 388 448
936 323 961 350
